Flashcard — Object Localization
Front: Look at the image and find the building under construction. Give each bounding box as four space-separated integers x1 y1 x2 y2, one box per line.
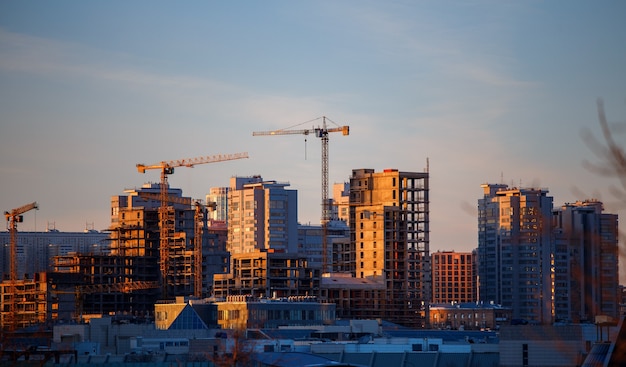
322 168 431 328
213 250 319 299
48 183 229 321
0 272 48 330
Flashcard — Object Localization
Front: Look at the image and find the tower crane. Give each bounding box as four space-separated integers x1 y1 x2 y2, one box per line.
137 191 208 298
253 117 349 273
4 202 38 331
136 152 248 299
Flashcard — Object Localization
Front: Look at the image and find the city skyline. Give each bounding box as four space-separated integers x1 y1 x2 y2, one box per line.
1 1 625 261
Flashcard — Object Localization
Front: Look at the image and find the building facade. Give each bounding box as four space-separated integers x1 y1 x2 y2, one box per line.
429 303 512 330
110 183 197 299
348 168 430 327
214 295 336 329
213 250 318 299
320 273 387 321
227 176 298 254
0 272 47 330
0 230 109 281
478 184 554 324
431 251 475 304
155 297 219 330
46 182 224 320
552 200 619 322
298 220 350 271
206 187 229 222
332 182 350 224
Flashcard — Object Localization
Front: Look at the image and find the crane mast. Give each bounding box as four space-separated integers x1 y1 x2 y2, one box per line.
253 117 349 273
4 202 38 331
136 152 248 299
137 192 206 298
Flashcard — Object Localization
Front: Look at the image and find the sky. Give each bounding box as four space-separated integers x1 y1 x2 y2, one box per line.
1 1 625 260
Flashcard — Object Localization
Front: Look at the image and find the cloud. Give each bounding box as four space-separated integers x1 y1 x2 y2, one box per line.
0 29 228 93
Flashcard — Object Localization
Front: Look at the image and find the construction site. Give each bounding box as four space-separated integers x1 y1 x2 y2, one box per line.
0 153 247 335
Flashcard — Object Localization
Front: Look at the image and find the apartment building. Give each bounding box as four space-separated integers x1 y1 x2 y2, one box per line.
477 184 554 324
346 168 430 327
0 272 47 330
227 176 298 254
332 181 350 224
298 220 350 271
429 302 512 330
431 251 475 304
109 183 197 299
213 250 317 299
552 200 619 322
206 187 229 221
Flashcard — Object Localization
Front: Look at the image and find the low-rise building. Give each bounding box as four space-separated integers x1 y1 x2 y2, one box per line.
319 272 387 321
213 250 318 299
214 295 336 329
154 296 219 330
429 302 512 330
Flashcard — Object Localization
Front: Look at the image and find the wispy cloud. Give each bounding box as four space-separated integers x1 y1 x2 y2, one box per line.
0 29 225 91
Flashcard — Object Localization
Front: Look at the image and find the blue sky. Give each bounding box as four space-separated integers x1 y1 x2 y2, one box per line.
1 1 625 259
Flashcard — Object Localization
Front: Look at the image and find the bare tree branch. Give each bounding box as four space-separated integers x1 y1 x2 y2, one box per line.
581 98 626 209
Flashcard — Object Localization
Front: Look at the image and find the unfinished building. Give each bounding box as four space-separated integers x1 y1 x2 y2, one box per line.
332 168 430 327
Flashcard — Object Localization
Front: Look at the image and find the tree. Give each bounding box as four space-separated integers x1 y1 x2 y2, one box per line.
209 327 255 367
580 98 626 210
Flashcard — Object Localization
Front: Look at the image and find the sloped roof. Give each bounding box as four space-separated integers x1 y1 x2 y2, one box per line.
168 304 209 329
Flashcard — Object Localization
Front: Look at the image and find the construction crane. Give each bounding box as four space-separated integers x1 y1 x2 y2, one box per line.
4 202 38 331
136 153 248 299
137 191 208 298
253 117 349 273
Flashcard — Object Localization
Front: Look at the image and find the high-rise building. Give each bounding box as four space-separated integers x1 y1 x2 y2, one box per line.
552 200 619 322
206 187 229 222
110 183 198 298
431 251 475 304
227 176 298 254
332 182 350 224
477 184 553 324
348 168 430 327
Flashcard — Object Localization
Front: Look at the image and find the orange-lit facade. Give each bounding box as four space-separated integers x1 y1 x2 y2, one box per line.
0 272 47 330
346 168 430 327
429 303 512 330
431 251 475 304
213 250 318 299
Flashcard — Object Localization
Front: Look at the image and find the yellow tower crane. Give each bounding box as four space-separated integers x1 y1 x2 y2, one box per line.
253 117 349 274
136 152 248 299
4 201 38 331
